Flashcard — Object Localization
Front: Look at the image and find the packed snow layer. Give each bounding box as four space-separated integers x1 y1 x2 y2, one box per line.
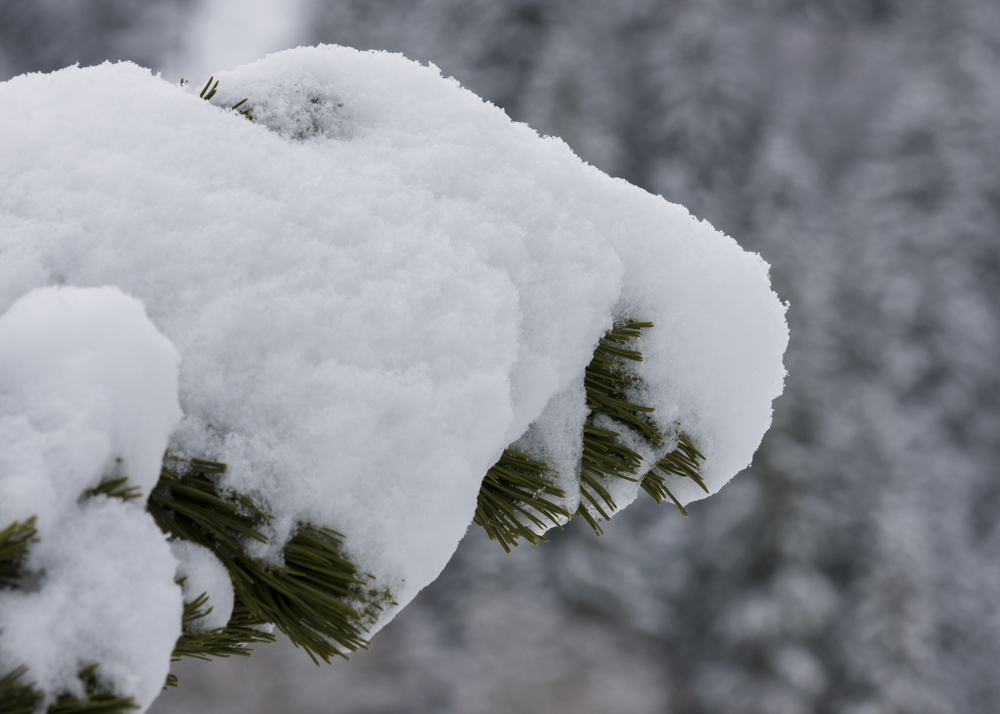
0 287 183 710
0 46 787 636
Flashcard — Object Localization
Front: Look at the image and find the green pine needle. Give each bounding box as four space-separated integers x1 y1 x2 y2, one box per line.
576 321 659 534
639 470 688 517
150 455 386 664
188 76 254 120
0 666 41 714
475 319 709 542
585 321 661 445
198 76 218 101
83 476 142 503
0 517 38 590
654 435 709 493
1 665 138 714
169 592 276 681
574 503 605 537
475 449 571 553
228 524 385 664
47 666 137 714
639 434 707 517
149 455 271 557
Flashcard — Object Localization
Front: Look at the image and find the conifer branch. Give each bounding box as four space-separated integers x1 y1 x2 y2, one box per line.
585 321 660 445
475 449 571 553
0 518 38 590
46 666 137 714
149 456 271 557
639 434 707 517
577 321 657 533
228 524 382 664
150 456 386 665
0 665 137 714
0 666 41 714
166 592 276 688
475 319 708 543
574 503 605 537
654 436 708 493
185 76 254 120
83 477 142 503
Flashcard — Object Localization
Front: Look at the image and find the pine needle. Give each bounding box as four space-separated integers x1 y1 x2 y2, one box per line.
475 449 571 553
198 76 218 101
150 455 386 664
639 434 706 517
474 319 708 542
169 594 276 676
0 518 38 590
574 503 604 537
577 321 659 534
149 455 270 556
0 666 41 714
654 435 708 493
47 666 137 714
585 321 661 444
229 524 384 664
83 477 142 503
189 76 254 120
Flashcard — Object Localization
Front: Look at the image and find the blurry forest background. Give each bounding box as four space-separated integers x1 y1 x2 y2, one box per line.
3 1 1000 712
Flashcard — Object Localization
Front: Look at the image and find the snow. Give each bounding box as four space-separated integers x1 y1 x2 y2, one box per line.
0 286 183 710
171 541 235 632
0 44 786 709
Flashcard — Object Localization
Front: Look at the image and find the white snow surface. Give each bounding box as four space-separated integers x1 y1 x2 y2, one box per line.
0 44 787 646
171 541 235 632
0 286 183 710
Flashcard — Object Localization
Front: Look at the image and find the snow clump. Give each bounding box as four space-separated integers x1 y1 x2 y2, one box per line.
0 286 185 710
0 44 788 709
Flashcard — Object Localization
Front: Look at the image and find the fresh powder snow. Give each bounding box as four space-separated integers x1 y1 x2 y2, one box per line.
0 287 184 711
0 44 787 710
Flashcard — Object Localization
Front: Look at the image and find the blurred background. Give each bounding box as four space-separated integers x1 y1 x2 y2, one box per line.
4 1 1000 712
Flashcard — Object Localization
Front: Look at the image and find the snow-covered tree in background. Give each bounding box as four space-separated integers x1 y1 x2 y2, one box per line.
0 46 787 712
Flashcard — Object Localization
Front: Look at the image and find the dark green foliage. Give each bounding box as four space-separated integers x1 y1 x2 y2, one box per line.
171 588 277 664
639 435 707 517
150 456 383 665
1 664 140 714
580 322 707 525
166 594 276 687
656 436 708 494
579 425 641 520
229 523 385 664
149 456 271 559
83 477 142 503
47 666 137 714
198 76 218 101
0 518 37 590
184 76 254 120
574 502 606 537
577 321 663 533
475 319 707 545
584 321 660 444
475 449 572 553
0 666 41 714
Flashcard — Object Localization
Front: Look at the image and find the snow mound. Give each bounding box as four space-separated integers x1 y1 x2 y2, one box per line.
171 541 235 632
0 44 787 665
0 286 183 710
